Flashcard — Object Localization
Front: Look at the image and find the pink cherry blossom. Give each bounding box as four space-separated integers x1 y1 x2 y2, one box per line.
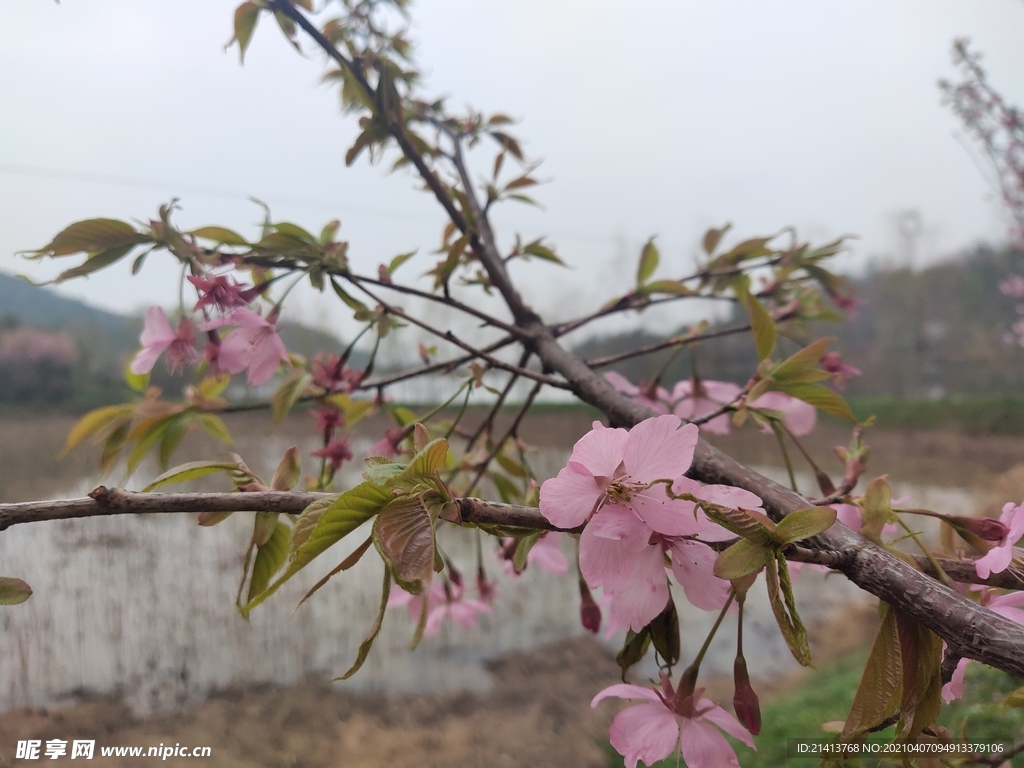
367 427 408 460
941 656 969 704
130 307 199 374
671 379 743 435
592 682 755 768
821 351 862 391
941 588 1024 703
387 578 490 635
604 371 670 414
749 391 816 436
311 438 354 470
500 532 569 577
187 274 254 312
540 415 699 534
199 307 289 386
974 501 1024 579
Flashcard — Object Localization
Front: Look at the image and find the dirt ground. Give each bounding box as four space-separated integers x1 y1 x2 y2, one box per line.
0 602 880 768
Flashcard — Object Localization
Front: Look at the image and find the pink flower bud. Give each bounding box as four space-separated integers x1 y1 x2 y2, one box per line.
578 580 602 634
733 656 762 736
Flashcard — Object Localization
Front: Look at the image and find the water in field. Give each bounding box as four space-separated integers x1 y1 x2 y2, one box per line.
0 414 1001 714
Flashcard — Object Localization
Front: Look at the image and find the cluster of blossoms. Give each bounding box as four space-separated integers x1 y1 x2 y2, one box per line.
540 415 759 766
129 274 289 386
603 372 818 436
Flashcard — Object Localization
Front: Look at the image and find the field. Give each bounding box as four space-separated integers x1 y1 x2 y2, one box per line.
2 408 1024 767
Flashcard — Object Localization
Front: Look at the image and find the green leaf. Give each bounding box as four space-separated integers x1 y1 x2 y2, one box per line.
649 598 680 667
194 413 232 445
702 224 731 255
230 2 261 64
769 338 834 382
616 628 651 677
337 566 392 680
842 604 902 739
330 279 370 313
641 279 693 297
1003 686 1024 709
744 291 776 361
774 381 855 422
399 437 449 481
704 505 778 545
512 531 542 573
491 473 522 504
636 237 659 286
273 222 316 243
271 373 313 423
765 551 811 666
242 483 388 612
714 539 773 580
388 249 416 275
31 218 145 257
271 446 302 491
0 577 32 606
495 451 527 478
775 507 837 544
522 242 565 265
143 460 248 492
53 244 135 283
189 226 249 246
244 522 291 608
61 404 133 456
894 614 942 740
295 535 374 611
860 477 893 542
124 362 150 393
372 494 435 594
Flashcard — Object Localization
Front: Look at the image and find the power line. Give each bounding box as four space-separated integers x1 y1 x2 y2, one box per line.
0 162 431 223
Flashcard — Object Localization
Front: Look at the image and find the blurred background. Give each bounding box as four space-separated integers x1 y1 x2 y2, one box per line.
3 2 1024 766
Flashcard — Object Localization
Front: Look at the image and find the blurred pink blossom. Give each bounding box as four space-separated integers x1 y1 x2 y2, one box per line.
749 391 816 436
974 500 1024 579
130 307 198 374
820 352 862 390
671 379 742 435
311 438 354 470
387 578 491 635
0 328 77 365
199 307 289 385
592 681 756 768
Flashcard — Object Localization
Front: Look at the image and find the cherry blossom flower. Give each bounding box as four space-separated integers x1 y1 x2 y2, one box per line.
604 371 670 414
311 353 364 393
541 415 756 630
387 578 491 636
592 682 756 768
749 391 816 436
1000 274 1024 298
942 588 1024 702
311 438 354 470
671 379 742 435
199 307 289 385
821 351 862 390
187 274 255 312
367 427 408 460
974 501 1024 579
130 307 199 374
540 415 700 533
499 532 569 577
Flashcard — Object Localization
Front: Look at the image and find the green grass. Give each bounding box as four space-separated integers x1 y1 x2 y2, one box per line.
846 395 1024 435
603 653 1024 767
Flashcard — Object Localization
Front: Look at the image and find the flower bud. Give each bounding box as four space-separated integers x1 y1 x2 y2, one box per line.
578 578 601 634
733 655 762 736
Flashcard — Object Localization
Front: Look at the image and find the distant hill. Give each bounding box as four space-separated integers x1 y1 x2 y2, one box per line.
0 271 359 411
0 271 125 330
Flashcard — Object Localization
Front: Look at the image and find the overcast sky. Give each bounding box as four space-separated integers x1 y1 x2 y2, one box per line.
2 1 1023 339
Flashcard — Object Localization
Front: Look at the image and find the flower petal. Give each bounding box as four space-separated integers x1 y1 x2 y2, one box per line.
540 462 603 528
570 422 629 477
608 703 680 768
580 514 646 593
139 306 175 347
607 544 671 631
623 415 696 482
698 701 756 749
590 684 664 707
678 717 742 768
670 540 731 611
630 489 704 537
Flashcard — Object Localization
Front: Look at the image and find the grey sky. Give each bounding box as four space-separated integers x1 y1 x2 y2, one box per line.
2 1 1022 340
